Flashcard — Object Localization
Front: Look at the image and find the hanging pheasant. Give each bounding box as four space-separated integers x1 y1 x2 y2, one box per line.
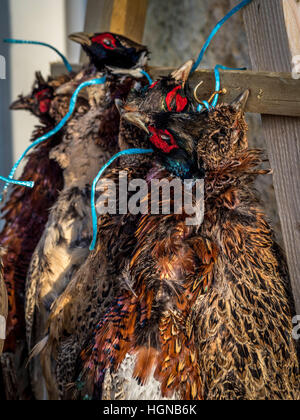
35 59 196 400
0 71 71 400
26 33 150 400
76 92 300 400
111 58 195 113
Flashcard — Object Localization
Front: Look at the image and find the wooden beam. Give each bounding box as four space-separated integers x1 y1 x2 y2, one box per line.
51 62 300 118
151 68 300 118
244 0 300 313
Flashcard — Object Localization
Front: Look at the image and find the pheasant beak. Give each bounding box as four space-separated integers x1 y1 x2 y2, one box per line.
10 95 32 111
68 32 92 47
231 89 250 111
122 112 150 134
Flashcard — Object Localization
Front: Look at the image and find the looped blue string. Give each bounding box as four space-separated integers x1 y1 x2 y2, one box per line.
4 38 73 73
90 148 154 251
0 77 107 202
139 70 153 85
192 0 253 73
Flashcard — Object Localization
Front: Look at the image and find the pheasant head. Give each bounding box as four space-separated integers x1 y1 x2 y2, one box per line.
69 32 149 71
10 71 71 124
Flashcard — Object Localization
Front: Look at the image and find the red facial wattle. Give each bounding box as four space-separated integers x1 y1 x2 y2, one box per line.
149 126 179 154
91 33 117 50
165 86 188 112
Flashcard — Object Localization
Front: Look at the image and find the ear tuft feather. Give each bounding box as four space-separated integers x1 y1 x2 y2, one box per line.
171 60 194 87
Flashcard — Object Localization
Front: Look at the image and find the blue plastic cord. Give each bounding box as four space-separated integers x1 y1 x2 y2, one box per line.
139 70 153 85
0 77 107 202
192 0 253 73
0 176 34 189
4 38 73 73
90 148 154 251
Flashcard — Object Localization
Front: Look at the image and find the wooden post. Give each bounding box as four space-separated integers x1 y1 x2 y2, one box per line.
80 0 148 63
244 0 300 312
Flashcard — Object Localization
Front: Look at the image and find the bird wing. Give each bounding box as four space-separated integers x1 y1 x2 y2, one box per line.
0 250 8 355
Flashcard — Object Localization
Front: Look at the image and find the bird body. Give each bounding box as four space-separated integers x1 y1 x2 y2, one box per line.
25 75 110 399
0 72 70 400
0 72 68 354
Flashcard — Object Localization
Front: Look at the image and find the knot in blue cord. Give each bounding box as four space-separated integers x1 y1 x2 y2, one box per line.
4 38 73 73
90 148 154 251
